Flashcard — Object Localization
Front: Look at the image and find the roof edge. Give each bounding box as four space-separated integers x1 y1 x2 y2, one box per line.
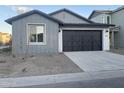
88 10 96 19
112 6 124 14
49 8 95 23
5 10 63 25
61 23 115 27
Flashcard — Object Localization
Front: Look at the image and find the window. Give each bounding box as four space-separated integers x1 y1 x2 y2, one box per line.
28 24 46 44
107 16 110 24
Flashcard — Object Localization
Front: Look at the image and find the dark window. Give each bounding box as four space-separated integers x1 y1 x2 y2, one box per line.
30 34 36 42
38 33 43 42
107 16 110 24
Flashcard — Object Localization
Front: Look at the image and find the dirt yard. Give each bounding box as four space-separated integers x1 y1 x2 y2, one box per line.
0 51 82 78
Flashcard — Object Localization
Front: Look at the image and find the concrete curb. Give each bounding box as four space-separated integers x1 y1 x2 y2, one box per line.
1 69 124 87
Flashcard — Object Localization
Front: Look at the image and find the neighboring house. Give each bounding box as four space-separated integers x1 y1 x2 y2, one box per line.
89 6 124 49
5 9 114 55
0 32 11 45
89 10 112 24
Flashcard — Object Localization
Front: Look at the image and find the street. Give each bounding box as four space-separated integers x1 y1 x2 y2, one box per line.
23 77 124 88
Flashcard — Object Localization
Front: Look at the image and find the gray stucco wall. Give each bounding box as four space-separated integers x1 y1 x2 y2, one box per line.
51 11 89 23
12 14 59 55
111 9 124 48
91 14 111 24
90 14 104 23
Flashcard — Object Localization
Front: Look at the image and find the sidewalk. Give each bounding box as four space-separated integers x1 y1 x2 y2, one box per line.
1 69 124 87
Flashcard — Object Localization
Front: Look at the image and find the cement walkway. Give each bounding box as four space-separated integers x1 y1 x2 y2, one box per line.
0 70 124 87
1 69 124 87
65 51 124 72
26 77 124 88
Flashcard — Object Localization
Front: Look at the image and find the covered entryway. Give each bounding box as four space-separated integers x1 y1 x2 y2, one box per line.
63 30 102 51
109 26 120 48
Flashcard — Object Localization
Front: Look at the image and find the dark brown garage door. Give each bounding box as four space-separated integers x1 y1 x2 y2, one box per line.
63 30 102 51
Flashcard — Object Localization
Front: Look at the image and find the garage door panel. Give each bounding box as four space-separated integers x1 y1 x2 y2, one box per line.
73 42 81 46
63 30 102 51
73 46 81 51
92 31 102 50
63 36 72 41
93 41 102 50
63 46 73 51
63 42 72 46
83 44 92 51
72 37 80 41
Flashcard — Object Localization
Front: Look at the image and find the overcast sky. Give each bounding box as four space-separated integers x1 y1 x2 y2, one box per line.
0 5 121 34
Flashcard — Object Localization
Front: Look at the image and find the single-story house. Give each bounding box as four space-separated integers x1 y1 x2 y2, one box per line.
88 6 124 49
5 8 114 55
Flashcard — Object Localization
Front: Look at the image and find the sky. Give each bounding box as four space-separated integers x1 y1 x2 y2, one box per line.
0 5 121 34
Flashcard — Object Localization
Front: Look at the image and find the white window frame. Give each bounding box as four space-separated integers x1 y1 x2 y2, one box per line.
27 23 46 45
102 15 106 23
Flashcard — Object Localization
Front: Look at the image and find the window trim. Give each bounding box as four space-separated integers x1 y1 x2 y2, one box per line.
27 23 46 45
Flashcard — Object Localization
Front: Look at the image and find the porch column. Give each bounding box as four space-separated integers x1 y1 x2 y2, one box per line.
58 28 63 53
111 31 114 48
102 29 110 51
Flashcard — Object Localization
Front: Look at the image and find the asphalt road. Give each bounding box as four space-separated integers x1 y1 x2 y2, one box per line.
21 77 124 88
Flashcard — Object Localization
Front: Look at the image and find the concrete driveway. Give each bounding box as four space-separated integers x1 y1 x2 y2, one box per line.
64 51 124 72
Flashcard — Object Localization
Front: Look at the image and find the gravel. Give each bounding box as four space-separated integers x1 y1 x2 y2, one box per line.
0 52 83 78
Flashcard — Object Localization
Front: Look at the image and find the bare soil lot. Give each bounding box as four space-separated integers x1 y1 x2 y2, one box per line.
0 51 82 78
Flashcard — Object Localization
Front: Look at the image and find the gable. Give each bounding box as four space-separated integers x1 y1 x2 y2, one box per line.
50 9 93 24
89 10 112 19
5 10 62 25
89 11 101 19
90 14 105 23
